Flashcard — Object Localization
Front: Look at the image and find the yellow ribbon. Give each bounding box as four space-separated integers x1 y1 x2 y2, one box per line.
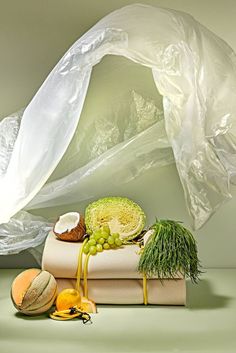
76 238 88 292
143 274 148 305
50 305 91 322
83 253 90 298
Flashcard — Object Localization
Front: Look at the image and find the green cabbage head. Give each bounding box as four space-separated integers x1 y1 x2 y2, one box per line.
85 197 146 241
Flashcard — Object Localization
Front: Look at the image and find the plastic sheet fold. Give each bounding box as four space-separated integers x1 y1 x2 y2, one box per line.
1 4 236 254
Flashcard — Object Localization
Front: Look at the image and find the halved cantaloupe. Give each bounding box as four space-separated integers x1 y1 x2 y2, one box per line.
11 268 58 316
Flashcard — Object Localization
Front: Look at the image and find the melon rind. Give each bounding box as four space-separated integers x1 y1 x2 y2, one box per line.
21 271 52 309
11 268 41 306
24 274 57 311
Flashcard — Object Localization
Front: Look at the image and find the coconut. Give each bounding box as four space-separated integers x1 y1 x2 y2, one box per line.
53 212 86 242
11 269 57 316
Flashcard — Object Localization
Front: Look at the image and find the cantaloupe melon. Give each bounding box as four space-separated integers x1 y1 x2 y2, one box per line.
11 268 57 316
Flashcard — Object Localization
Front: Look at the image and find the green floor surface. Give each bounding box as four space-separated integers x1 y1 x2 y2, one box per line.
0 269 235 353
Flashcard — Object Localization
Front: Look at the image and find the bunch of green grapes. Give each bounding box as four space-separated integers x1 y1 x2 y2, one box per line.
83 225 123 255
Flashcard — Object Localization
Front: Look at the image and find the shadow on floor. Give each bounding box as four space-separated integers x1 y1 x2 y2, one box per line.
186 279 232 310
14 311 49 321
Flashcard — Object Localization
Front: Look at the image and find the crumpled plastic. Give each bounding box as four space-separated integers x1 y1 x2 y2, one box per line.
0 109 22 177
1 3 236 255
0 210 52 255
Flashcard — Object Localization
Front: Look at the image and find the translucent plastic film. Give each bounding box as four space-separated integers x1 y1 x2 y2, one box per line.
1 4 236 254
0 211 52 255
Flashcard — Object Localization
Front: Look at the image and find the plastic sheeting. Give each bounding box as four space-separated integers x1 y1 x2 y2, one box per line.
0 211 52 255
1 4 236 254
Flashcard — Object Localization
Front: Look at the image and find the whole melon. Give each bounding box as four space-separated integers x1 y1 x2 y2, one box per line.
11 268 57 315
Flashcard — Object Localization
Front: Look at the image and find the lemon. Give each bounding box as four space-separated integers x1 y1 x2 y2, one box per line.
56 289 81 311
